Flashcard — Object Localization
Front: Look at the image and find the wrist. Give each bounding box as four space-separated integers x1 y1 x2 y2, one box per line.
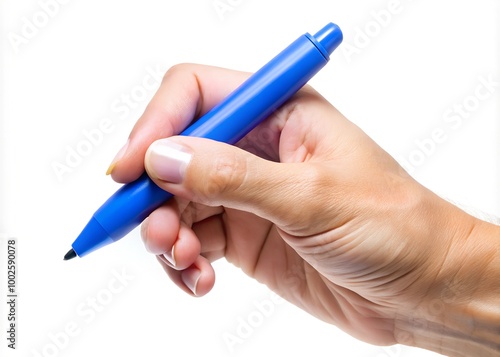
394 206 500 356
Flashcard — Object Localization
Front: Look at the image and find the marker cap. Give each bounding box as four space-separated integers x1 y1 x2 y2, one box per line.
313 22 343 56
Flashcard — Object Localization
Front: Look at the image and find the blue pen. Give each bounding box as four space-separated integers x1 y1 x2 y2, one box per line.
64 22 343 260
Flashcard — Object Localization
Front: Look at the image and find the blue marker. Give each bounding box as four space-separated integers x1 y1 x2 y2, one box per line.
64 22 343 260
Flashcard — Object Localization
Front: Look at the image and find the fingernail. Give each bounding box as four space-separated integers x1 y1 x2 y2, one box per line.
146 140 192 183
106 139 130 175
181 267 201 296
163 245 176 267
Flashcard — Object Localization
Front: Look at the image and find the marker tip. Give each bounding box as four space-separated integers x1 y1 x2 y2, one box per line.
63 249 77 261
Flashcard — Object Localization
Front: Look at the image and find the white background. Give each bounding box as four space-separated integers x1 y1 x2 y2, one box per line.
1 1 499 356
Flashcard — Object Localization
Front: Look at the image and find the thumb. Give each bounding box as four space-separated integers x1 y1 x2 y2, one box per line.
144 137 329 235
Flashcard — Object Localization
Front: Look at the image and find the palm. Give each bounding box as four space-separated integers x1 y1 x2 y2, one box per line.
180 199 400 345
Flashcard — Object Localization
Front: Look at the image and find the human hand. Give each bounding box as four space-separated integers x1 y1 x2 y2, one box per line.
108 64 500 355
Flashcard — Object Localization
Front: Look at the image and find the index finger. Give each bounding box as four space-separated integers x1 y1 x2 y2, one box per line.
109 63 251 183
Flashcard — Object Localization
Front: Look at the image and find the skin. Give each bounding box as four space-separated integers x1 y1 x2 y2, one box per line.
108 64 500 356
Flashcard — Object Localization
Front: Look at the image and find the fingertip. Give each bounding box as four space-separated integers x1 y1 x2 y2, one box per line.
167 223 201 270
105 162 117 176
157 255 215 297
106 148 145 185
181 257 215 297
108 152 147 184
181 267 202 296
105 139 130 178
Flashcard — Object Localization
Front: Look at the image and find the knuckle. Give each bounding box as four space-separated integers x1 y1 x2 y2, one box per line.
300 164 331 196
163 63 189 78
162 63 192 82
196 151 247 202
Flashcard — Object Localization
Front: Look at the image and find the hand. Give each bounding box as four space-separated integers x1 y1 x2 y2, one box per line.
108 64 500 355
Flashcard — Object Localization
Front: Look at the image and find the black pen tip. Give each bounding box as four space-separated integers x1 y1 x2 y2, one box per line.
64 249 77 261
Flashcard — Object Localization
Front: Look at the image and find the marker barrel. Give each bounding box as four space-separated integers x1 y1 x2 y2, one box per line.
71 23 343 257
